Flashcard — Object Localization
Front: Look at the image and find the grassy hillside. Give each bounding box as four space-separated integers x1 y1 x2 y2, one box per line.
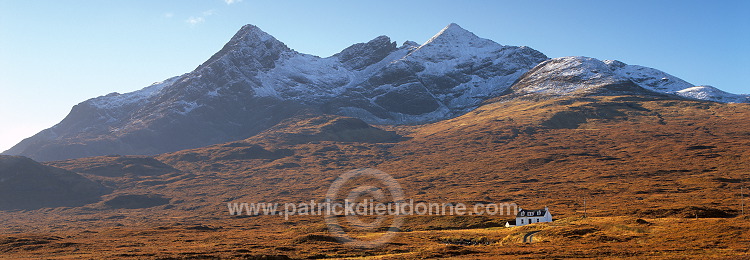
1 95 749 258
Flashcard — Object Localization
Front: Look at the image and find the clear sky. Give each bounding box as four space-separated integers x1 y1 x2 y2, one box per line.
1 0 748 152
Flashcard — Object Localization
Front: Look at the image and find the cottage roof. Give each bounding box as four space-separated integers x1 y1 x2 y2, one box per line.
517 208 547 217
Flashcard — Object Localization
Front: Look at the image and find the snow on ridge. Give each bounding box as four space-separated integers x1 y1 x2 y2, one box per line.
255 52 352 99
244 25 274 43
421 23 484 46
604 60 693 94
676 86 750 103
84 23 747 124
89 75 181 109
85 22 749 120
508 57 747 103
513 56 630 95
89 23 540 117
539 57 619 81
244 22 547 122
602 60 747 103
233 24 276 46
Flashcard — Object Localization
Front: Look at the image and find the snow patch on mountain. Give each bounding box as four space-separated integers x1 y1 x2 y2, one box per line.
174 100 200 115
395 23 548 113
511 56 635 96
408 23 510 74
509 57 748 103
256 53 350 99
603 60 748 103
413 23 494 56
89 76 180 110
207 23 547 123
604 60 693 94
676 86 750 103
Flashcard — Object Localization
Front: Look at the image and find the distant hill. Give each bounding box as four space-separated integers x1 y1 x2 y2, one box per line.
0 155 109 210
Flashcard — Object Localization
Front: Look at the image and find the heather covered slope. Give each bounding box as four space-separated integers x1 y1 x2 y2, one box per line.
1 94 749 258
164 95 749 218
48 155 180 177
0 94 749 258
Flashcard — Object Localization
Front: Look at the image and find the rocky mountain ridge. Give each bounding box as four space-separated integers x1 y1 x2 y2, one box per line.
4 23 746 161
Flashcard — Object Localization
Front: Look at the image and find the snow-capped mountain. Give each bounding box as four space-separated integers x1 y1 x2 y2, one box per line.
508 56 748 103
327 23 548 123
4 23 548 161
4 23 746 161
603 60 749 103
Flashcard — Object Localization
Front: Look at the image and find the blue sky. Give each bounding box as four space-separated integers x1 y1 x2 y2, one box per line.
0 0 748 152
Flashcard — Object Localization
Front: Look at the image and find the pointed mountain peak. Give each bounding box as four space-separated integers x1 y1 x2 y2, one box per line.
444 23 467 32
422 23 482 46
226 24 280 47
406 23 502 59
438 23 470 35
196 24 291 71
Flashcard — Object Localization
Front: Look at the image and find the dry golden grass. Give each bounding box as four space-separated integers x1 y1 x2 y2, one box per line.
1 216 748 259
1 95 749 259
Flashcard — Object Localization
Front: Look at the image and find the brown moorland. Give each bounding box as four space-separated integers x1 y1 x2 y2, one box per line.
1 94 749 259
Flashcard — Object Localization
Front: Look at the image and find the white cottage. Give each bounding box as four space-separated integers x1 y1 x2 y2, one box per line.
505 206 552 227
